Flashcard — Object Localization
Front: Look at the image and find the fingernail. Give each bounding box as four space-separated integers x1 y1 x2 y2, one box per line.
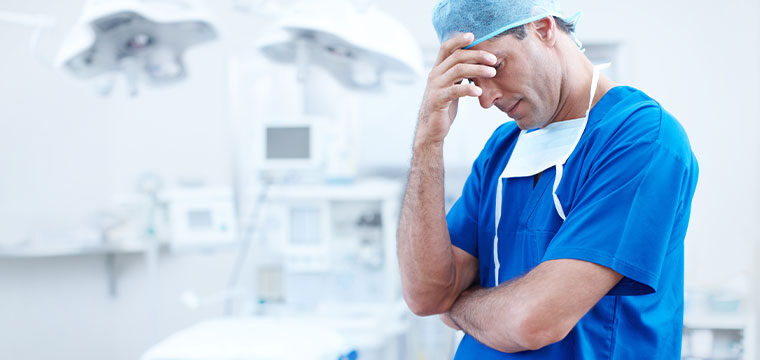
475 86 482 96
487 54 497 63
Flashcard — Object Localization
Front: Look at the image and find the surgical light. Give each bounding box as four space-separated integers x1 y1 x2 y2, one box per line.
55 0 219 96
257 0 424 91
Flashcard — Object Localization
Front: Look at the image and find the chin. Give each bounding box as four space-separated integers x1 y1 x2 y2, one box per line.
514 118 539 131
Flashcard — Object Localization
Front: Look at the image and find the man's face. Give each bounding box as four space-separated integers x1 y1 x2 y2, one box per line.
469 26 561 130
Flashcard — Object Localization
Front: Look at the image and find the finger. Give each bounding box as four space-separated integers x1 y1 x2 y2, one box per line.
434 32 475 65
438 63 496 86
438 83 482 104
435 49 497 77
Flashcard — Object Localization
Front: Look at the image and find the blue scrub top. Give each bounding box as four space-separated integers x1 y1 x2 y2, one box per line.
446 86 698 359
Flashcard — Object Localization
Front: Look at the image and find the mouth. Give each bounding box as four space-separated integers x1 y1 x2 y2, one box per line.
506 100 521 118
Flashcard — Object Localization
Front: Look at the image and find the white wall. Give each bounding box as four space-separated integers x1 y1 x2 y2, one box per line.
0 0 758 359
0 250 240 360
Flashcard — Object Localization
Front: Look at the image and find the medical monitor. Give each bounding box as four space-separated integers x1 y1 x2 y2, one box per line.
257 120 322 180
266 126 311 160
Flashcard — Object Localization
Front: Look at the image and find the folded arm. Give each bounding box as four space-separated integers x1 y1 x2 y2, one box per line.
446 259 623 352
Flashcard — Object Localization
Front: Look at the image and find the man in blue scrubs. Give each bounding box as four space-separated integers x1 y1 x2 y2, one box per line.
396 0 698 358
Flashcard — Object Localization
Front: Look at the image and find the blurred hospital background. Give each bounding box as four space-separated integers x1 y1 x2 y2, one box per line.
0 0 758 359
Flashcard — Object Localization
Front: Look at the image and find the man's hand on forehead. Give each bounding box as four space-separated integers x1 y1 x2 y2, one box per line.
433 33 498 87
415 32 498 145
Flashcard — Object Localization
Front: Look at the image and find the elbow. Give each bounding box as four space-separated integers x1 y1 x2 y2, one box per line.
509 308 571 351
402 288 454 317
400 272 458 317
405 300 440 317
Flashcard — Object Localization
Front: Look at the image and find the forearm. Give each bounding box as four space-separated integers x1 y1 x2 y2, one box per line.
397 141 458 314
448 286 530 353
446 260 619 352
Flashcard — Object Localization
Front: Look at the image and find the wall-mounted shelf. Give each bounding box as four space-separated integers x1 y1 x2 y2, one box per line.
0 241 159 298
0 243 147 258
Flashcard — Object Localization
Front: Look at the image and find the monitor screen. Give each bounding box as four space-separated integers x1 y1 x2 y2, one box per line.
265 126 311 160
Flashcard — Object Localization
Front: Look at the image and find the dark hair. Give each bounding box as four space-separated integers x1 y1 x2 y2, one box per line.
494 16 575 40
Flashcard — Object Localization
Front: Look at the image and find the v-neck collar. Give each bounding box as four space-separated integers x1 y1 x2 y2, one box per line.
519 166 554 226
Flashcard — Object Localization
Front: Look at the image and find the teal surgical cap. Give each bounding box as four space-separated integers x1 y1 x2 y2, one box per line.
432 0 582 49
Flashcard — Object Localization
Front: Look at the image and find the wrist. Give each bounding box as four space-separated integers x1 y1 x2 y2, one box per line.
450 286 483 313
413 136 444 152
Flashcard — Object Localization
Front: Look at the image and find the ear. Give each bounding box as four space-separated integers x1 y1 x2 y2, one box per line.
531 16 557 47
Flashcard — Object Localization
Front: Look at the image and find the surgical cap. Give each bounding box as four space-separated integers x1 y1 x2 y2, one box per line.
432 0 581 49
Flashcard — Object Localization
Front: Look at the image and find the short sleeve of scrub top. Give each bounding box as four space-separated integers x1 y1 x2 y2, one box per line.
543 106 694 295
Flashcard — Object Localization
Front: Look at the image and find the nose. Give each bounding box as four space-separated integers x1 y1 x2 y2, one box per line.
477 81 501 109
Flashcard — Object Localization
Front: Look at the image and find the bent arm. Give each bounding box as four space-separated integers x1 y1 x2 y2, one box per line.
398 33 495 317
397 141 478 316
448 259 623 352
